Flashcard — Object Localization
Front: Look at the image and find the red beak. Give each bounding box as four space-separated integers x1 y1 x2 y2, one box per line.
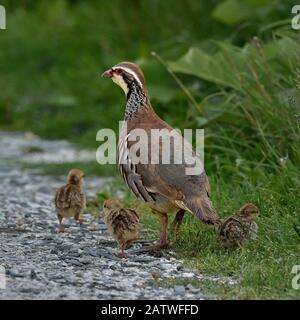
101 69 113 78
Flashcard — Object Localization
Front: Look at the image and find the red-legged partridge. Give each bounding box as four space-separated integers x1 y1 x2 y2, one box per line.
102 62 220 249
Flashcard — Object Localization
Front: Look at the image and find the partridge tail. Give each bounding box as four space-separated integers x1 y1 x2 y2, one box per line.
186 196 220 225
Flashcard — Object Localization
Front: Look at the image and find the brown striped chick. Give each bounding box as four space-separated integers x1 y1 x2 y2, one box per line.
55 169 86 233
103 199 140 259
217 203 259 249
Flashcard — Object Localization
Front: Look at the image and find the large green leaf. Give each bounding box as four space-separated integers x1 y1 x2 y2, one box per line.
212 0 275 25
169 37 300 93
169 44 253 92
212 0 251 25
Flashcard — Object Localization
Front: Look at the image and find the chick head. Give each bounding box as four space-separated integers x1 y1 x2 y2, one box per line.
102 199 123 214
67 169 85 185
239 203 259 221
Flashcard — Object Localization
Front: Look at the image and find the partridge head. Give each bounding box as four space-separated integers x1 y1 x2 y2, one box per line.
102 62 146 94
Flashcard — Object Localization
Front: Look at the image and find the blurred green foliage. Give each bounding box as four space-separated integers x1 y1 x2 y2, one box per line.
170 36 300 174
0 0 299 181
0 1 298 170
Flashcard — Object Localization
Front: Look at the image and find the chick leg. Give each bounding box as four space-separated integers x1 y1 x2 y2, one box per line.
74 211 87 224
57 214 65 233
116 244 128 259
170 209 185 237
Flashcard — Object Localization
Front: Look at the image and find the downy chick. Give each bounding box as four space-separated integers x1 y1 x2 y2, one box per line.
217 203 259 249
103 199 140 258
55 169 86 233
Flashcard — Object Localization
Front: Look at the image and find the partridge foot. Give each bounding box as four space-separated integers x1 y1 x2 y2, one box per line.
75 216 87 224
115 251 128 259
58 224 65 233
140 241 170 252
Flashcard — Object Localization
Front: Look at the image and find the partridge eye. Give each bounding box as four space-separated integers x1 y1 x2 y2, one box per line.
115 68 123 75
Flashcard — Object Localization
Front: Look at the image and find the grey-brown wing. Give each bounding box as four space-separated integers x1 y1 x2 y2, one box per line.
118 128 157 203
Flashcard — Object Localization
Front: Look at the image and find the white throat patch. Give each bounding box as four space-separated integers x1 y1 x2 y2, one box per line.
112 74 129 95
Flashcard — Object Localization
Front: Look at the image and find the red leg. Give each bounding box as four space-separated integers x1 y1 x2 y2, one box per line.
140 214 169 251
159 214 168 247
57 214 65 233
170 209 185 237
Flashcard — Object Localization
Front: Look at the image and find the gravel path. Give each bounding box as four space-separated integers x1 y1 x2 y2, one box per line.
0 131 211 300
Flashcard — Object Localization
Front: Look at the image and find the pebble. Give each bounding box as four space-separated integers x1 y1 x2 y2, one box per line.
174 285 186 294
30 270 38 279
186 284 200 293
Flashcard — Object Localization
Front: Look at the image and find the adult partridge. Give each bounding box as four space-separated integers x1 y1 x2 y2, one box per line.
55 169 86 232
217 203 259 249
102 62 220 249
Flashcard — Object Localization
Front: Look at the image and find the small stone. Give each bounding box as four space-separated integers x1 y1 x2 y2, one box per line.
181 272 195 278
30 270 38 280
89 223 97 231
131 256 153 263
68 260 83 267
186 284 200 293
88 249 98 257
78 258 91 265
37 186 50 194
20 287 41 294
174 285 185 294
44 235 53 241
176 265 184 271
96 223 107 231
56 244 71 252
8 269 23 278
76 271 84 278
